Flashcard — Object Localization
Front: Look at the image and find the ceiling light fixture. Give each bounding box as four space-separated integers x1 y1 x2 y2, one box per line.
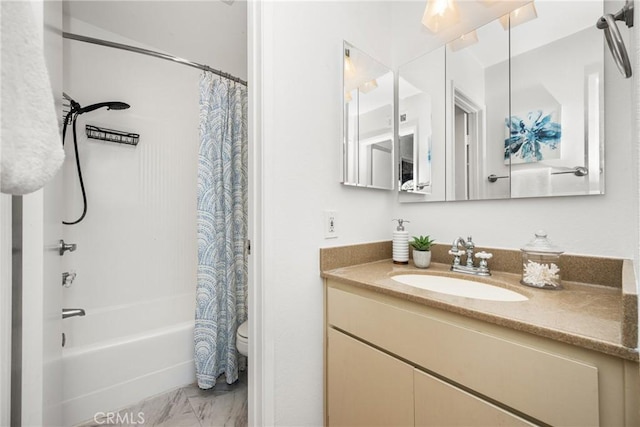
359 79 378 94
422 0 460 33
448 30 479 51
344 48 355 78
499 2 537 30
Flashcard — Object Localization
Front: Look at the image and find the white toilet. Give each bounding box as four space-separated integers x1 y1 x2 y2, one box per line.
236 321 248 357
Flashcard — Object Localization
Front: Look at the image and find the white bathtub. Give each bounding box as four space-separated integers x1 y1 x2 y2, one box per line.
61 294 196 426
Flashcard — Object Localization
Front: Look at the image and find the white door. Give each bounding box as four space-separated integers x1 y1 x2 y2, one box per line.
21 1 65 425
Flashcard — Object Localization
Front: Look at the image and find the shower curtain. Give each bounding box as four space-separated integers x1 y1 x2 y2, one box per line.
195 72 248 389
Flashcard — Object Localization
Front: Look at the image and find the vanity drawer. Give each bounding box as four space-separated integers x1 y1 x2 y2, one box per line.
327 285 600 426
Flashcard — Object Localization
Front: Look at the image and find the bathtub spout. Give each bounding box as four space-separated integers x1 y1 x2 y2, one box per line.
63 308 86 319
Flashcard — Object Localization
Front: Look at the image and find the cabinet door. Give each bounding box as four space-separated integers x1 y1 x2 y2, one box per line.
414 369 537 427
327 328 414 426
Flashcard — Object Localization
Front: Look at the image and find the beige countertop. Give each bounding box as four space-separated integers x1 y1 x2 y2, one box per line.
322 258 639 362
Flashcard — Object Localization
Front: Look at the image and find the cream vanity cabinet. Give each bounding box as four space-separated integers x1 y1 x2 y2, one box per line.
325 280 640 426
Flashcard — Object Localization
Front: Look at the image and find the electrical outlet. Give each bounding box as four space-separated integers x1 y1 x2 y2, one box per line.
324 210 338 239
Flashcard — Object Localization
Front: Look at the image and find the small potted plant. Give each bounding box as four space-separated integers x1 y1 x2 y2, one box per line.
410 235 435 268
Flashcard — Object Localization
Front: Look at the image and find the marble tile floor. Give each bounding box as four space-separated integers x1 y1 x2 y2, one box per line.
77 371 248 427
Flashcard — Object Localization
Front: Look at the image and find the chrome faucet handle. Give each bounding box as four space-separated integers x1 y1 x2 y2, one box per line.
475 251 493 272
448 249 462 266
62 270 77 288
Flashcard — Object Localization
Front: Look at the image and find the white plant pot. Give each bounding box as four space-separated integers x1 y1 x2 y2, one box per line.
413 249 431 268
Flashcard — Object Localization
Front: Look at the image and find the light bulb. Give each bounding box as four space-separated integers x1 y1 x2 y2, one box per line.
344 49 354 76
359 79 378 94
422 0 460 33
499 2 537 30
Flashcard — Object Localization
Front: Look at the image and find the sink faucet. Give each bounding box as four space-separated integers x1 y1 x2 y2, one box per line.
448 236 492 276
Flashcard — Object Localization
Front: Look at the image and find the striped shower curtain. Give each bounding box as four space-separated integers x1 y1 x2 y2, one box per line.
195 72 248 388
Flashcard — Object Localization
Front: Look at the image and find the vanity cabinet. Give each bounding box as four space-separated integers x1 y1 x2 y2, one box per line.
328 328 535 427
324 280 640 426
327 328 414 426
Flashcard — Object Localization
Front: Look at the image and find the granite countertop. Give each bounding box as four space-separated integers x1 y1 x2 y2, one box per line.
322 258 639 362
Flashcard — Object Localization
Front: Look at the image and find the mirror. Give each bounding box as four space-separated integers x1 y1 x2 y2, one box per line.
508 1 604 198
342 41 395 190
398 47 446 202
446 18 509 201
397 1 606 202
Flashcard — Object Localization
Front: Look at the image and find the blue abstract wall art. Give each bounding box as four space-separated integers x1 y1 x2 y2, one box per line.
504 110 561 164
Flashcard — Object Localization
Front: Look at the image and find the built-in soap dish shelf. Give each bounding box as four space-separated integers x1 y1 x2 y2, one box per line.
86 125 139 146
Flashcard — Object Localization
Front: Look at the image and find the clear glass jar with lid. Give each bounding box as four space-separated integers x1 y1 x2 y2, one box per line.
520 231 564 290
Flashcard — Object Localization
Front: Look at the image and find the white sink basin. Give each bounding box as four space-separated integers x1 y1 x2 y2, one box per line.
392 274 528 302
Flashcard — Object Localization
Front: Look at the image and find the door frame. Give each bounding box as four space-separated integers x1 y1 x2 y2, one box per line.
0 195 13 427
247 1 272 425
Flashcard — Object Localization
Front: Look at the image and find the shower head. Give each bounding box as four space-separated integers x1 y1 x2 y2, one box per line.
74 101 130 115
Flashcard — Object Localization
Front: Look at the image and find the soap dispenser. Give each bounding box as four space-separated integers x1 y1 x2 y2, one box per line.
392 219 410 264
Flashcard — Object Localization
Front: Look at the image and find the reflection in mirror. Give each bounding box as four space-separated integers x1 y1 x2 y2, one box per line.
509 1 604 198
398 47 446 202
446 18 509 201
397 1 609 203
342 41 394 190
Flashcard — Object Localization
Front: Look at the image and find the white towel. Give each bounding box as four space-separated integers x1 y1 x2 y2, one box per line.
511 167 552 198
1 1 64 195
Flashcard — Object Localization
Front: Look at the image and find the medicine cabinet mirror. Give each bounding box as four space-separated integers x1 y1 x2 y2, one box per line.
398 0 608 202
398 47 446 201
342 41 395 190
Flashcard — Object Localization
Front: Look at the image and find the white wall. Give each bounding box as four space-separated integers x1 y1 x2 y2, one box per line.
259 2 396 424
258 1 638 425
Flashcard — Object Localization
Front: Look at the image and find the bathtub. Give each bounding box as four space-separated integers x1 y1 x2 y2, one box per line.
61 293 196 426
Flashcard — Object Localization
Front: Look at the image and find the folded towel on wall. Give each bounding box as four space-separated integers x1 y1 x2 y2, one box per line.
511 167 552 198
1 1 64 195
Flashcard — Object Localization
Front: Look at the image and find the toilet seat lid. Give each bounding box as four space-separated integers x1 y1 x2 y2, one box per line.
238 321 248 339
